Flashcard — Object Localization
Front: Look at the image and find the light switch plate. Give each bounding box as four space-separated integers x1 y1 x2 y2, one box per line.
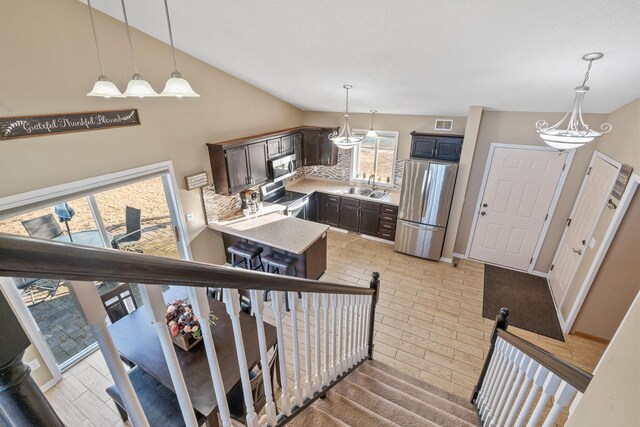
589 237 596 248
27 359 40 371
185 212 194 222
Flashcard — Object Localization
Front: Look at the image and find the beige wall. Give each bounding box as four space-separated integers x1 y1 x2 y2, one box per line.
302 111 467 161
0 0 303 386
453 110 608 272
562 98 640 336
566 293 640 427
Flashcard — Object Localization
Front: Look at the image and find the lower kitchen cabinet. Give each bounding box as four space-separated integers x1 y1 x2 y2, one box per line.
326 195 340 227
339 198 360 232
360 207 380 236
315 193 327 224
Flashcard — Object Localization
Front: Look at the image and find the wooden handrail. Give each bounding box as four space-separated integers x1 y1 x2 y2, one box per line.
496 329 592 393
0 234 374 296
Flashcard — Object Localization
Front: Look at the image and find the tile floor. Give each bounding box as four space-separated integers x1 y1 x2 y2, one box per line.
43 230 608 426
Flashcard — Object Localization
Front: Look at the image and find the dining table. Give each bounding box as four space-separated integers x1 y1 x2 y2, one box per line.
108 287 278 425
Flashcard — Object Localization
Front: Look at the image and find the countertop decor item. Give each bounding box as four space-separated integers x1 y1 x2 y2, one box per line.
86 0 124 98
329 85 364 149
536 52 612 151
159 0 200 97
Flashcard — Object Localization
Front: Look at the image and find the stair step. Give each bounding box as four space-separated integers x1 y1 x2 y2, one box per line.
314 390 401 427
286 406 350 427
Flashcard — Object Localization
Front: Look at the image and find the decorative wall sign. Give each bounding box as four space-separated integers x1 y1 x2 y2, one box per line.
0 109 140 140
611 163 634 200
185 171 209 190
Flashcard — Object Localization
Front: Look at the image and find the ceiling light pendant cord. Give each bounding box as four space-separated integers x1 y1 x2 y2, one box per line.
163 0 178 73
582 59 593 86
121 0 138 74
86 0 104 76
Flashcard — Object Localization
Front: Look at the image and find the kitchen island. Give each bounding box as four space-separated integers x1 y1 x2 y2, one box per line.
209 212 329 279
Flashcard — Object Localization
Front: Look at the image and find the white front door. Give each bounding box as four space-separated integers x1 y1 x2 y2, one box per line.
469 147 568 271
549 154 619 304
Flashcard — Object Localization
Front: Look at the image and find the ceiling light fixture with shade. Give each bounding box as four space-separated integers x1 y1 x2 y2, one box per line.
366 110 378 138
329 85 365 149
120 0 158 98
536 52 612 151
160 0 199 97
86 0 124 98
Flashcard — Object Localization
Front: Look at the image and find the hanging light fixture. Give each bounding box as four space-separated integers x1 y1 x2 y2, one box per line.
121 0 158 97
536 53 612 150
366 110 378 137
160 0 200 97
86 0 123 98
329 85 365 149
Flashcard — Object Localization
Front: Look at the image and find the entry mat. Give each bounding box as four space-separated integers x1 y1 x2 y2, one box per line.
483 264 564 341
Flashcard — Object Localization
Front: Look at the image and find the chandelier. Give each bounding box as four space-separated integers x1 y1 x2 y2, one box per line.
329 85 365 149
536 53 612 151
366 110 378 137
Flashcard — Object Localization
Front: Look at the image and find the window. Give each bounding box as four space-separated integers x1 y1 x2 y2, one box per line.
351 130 399 187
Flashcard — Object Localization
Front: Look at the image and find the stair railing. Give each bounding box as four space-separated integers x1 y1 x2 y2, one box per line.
0 233 380 427
472 308 593 427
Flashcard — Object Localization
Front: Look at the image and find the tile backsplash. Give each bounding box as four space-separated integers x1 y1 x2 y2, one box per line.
202 184 242 223
304 151 352 181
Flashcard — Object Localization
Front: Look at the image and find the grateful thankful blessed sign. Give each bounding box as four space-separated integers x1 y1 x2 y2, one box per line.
0 109 141 140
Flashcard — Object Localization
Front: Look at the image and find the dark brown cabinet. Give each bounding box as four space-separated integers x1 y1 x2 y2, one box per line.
315 193 327 224
360 201 380 237
280 135 294 155
267 138 281 159
301 128 338 166
410 132 464 161
267 136 294 159
339 198 360 232
293 132 303 165
208 141 268 195
321 129 339 166
326 195 340 227
225 146 251 194
247 142 268 185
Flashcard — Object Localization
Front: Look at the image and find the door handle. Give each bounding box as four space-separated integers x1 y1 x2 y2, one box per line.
480 211 486 216
572 248 583 255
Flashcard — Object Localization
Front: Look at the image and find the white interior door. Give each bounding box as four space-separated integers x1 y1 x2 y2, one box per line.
469 147 568 271
549 154 619 304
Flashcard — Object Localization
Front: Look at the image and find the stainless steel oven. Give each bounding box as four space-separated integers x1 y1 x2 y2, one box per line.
268 154 297 182
287 196 308 220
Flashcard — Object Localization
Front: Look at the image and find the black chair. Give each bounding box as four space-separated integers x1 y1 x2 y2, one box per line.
228 241 265 271
106 366 207 427
111 206 142 250
15 278 63 306
100 283 138 324
263 251 300 311
21 214 64 240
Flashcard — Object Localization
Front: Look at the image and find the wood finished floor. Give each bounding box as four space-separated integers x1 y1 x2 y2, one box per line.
43 230 608 426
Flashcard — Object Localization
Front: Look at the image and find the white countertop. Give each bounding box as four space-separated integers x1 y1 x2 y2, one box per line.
286 178 401 206
213 201 286 225
208 212 329 254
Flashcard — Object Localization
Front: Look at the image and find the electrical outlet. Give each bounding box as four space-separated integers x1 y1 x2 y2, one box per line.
185 212 194 222
27 359 40 371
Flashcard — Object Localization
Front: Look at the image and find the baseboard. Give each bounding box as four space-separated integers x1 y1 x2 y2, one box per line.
328 227 348 234
362 235 394 245
452 252 467 259
40 377 60 392
528 270 548 278
439 257 453 263
572 331 610 345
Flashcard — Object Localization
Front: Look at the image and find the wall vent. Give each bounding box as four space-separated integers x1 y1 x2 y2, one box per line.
434 119 453 131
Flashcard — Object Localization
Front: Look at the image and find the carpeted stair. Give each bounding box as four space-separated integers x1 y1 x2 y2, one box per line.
287 360 480 427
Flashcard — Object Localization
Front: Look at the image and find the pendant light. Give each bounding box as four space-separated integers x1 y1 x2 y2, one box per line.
536 53 612 150
121 0 158 97
160 0 199 97
329 85 365 149
86 0 124 98
366 110 378 138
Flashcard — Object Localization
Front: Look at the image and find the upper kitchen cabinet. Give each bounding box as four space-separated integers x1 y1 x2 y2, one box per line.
301 128 338 166
410 132 464 162
267 135 294 159
208 141 268 195
293 132 303 165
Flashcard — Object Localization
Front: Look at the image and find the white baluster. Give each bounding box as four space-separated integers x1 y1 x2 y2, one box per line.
187 287 233 427
330 294 338 382
223 289 259 427
301 293 313 399
322 293 330 386
477 339 503 410
353 295 362 364
491 349 524 426
66 281 150 427
359 295 367 361
346 295 354 369
362 298 371 360
481 341 511 420
288 291 304 407
526 373 562 427
337 294 345 377
497 353 531 427
270 290 292 416
541 381 578 427
249 290 278 426
514 365 550 427
483 345 517 423
479 339 507 416
313 293 322 393
505 359 540 427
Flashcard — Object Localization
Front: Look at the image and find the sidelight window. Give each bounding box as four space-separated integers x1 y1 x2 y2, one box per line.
351 130 399 187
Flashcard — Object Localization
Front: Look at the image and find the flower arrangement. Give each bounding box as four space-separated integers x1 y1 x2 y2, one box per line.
166 299 202 339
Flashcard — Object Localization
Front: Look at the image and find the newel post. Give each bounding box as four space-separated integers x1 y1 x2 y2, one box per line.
367 271 380 360
471 307 509 403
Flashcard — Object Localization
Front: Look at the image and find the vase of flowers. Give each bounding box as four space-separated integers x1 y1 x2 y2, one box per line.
165 299 203 351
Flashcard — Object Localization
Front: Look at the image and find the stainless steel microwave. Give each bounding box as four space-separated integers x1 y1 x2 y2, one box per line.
268 153 297 182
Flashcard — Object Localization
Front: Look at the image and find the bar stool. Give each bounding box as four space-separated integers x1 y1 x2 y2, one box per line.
228 241 265 271
263 251 299 310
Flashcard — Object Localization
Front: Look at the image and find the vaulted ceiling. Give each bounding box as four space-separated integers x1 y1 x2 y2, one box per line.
85 0 639 116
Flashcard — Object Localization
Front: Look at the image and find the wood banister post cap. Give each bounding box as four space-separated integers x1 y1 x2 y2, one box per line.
370 271 380 283
499 307 510 319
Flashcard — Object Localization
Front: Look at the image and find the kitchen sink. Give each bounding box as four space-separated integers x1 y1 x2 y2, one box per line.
341 187 387 200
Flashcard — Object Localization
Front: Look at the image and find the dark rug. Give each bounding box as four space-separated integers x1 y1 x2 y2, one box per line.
483 265 564 341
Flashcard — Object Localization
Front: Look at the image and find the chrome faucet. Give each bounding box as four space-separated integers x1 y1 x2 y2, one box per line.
367 174 377 190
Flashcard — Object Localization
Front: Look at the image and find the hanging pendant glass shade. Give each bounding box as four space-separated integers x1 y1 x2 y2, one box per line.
120 0 158 98
159 0 200 97
86 0 124 98
536 53 612 151
366 110 378 137
329 85 364 149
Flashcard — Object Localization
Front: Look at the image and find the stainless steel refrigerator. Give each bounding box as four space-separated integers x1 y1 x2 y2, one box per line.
394 159 458 260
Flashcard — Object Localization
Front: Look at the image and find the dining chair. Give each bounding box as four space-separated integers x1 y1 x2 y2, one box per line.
100 282 138 323
110 206 142 250
15 277 63 306
21 214 64 240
